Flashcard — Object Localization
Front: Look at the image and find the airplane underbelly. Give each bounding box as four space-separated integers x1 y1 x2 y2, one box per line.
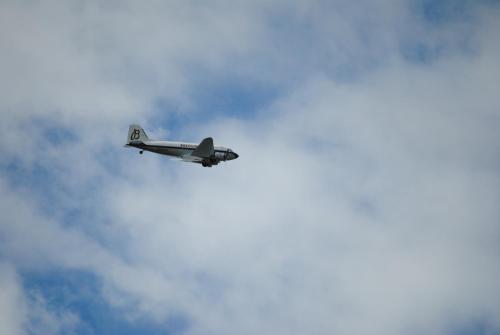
166 148 195 157
161 148 186 156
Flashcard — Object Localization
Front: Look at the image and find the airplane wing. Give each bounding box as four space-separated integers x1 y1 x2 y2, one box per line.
191 137 214 158
181 155 203 162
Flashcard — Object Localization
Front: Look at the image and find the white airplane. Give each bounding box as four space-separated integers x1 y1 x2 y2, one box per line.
125 124 239 167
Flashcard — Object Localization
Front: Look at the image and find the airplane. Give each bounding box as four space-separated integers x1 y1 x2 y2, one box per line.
125 124 239 167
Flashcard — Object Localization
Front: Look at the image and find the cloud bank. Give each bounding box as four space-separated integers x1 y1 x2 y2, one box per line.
1 0 500 334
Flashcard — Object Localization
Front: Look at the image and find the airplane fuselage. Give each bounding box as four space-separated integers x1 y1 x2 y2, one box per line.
128 140 238 166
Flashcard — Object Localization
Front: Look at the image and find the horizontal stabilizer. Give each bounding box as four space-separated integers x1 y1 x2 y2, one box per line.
192 137 214 158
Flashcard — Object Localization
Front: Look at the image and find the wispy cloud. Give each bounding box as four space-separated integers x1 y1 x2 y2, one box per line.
1 1 500 334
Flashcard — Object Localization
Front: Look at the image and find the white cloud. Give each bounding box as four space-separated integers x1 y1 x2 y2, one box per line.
1 1 500 334
0 263 25 335
104 57 500 334
0 262 80 335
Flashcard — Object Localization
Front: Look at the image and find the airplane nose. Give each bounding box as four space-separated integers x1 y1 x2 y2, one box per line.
226 150 239 160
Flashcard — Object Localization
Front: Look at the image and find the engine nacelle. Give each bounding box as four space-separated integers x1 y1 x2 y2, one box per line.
214 151 227 161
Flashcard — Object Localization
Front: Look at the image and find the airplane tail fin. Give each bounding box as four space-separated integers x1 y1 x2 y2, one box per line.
127 124 149 144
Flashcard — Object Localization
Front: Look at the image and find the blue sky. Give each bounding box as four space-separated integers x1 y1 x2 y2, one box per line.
1 1 500 334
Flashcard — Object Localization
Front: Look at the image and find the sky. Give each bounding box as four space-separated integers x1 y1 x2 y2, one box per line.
1 0 500 334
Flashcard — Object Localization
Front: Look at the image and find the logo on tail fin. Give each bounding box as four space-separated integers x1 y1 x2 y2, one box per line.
130 129 140 141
